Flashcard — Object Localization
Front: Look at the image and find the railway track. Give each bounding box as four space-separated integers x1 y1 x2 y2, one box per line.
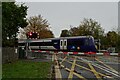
53 53 120 80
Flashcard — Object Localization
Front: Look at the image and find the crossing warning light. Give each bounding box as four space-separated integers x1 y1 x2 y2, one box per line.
29 32 32 36
27 32 38 39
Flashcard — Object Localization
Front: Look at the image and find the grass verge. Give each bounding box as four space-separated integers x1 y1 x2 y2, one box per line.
2 60 52 79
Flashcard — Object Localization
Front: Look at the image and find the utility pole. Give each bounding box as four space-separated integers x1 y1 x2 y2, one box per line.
25 39 28 58
98 39 100 53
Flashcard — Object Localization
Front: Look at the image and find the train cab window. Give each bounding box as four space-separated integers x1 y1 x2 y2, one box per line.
84 38 93 46
84 39 89 45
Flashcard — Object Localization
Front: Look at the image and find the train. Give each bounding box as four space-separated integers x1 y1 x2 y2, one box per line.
18 36 97 52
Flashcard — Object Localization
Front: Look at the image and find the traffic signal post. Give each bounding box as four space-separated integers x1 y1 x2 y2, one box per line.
25 32 39 58
27 32 39 39
95 39 101 53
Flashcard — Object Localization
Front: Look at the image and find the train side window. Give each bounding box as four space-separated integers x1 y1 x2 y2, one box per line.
19 43 25 46
64 41 66 46
30 42 39 46
42 42 52 46
61 41 62 46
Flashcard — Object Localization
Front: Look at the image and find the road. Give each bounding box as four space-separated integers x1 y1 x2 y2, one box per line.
26 51 120 79
53 53 120 80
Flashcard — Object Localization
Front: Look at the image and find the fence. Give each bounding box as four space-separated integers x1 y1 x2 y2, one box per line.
2 47 18 64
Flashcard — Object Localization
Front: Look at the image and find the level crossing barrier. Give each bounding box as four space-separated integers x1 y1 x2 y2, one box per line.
29 50 119 56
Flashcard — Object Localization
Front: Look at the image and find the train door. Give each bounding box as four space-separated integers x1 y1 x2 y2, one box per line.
60 39 67 50
64 39 67 50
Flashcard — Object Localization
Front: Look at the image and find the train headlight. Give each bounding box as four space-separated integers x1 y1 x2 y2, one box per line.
72 46 75 49
77 47 80 50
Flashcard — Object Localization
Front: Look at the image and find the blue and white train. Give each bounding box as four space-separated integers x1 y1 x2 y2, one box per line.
18 36 97 52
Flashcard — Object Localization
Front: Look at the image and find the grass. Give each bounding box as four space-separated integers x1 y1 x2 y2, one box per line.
2 60 52 79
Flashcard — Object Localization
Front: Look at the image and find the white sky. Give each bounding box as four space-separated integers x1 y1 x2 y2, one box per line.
16 0 118 37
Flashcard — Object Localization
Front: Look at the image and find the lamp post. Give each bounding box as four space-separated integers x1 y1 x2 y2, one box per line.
98 28 101 53
98 39 100 53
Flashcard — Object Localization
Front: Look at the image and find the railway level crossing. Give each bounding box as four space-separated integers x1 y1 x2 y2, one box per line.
17 46 120 79
17 39 120 79
53 52 120 80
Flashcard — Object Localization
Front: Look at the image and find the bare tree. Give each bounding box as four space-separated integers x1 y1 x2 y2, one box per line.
24 15 54 38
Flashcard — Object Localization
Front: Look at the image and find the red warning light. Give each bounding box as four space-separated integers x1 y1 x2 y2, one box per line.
27 32 38 39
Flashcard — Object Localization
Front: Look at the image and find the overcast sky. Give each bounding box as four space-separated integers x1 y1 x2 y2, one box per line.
19 2 118 37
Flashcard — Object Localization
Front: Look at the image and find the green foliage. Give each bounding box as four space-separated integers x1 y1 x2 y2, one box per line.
69 27 79 36
24 15 54 39
100 31 119 51
69 18 104 39
60 29 70 37
116 35 120 52
2 2 28 47
106 31 118 47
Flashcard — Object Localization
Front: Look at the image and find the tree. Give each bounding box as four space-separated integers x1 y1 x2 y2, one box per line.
79 18 104 39
24 15 54 39
106 31 118 47
69 18 104 39
68 18 105 50
99 31 120 51
69 27 80 36
116 34 120 52
2 2 28 46
60 29 70 37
